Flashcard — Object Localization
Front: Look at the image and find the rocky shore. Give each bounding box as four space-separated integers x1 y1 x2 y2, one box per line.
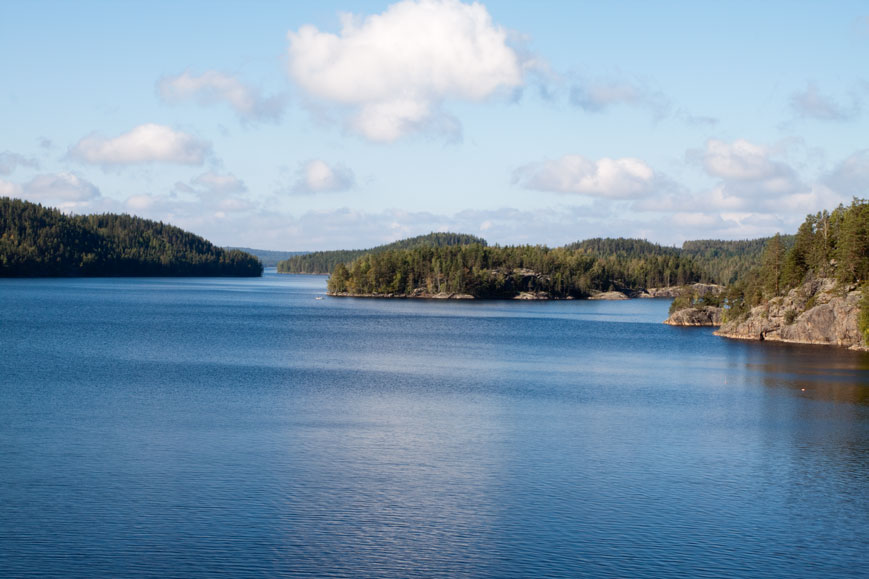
328 282 723 302
663 306 722 326
714 278 866 350
637 283 724 299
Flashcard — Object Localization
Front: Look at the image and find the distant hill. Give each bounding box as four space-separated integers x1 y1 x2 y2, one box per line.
226 247 308 268
567 237 681 257
0 197 262 277
681 236 793 285
277 232 488 274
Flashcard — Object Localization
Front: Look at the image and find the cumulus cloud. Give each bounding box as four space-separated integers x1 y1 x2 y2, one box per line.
68 124 211 166
689 138 804 202
699 139 781 180
157 71 286 123
291 160 355 194
569 78 670 118
633 138 853 219
790 82 859 121
286 0 526 141
0 151 39 175
514 155 657 199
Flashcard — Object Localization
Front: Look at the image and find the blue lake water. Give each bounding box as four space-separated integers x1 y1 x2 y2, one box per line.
1 271 868 577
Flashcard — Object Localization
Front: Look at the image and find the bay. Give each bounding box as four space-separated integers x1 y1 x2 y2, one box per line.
1 271 867 577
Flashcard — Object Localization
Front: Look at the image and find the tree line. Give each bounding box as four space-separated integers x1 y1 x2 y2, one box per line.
0 197 263 277
277 232 487 274
324 232 794 298
327 243 709 298
723 198 869 318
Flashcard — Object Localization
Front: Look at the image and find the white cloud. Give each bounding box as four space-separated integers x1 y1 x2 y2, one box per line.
291 160 355 194
699 139 781 181
790 82 859 121
286 0 525 141
514 155 656 199
23 172 101 202
69 124 211 166
570 78 670 118
0 151 39 175
690 138 805 203
157 71 285 123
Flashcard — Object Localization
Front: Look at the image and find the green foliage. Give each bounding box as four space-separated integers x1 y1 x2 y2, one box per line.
329 243 710 298
784 309 797 325
668 292 693 315
0 197 262 277
761 233 786 297
723 198 869 316
324 231 809 299
860 283 869 346
681 236 791 285
277 232 487 274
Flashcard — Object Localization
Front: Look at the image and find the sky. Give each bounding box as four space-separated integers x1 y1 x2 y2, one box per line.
2 0 868 250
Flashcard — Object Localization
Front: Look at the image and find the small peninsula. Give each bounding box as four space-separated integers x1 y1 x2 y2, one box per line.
0 197 263 277
664 199 869 350
319 199 869 350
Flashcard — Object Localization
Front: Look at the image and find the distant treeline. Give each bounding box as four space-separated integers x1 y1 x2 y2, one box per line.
570 236 782 285
725 198 869 317
277 232 487 274
226 247 308 268
326 234 781 298
0 197 262 277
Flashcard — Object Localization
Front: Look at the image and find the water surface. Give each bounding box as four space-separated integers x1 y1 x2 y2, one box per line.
1 272 867 577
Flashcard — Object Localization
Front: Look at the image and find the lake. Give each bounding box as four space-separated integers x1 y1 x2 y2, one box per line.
1 271 867 577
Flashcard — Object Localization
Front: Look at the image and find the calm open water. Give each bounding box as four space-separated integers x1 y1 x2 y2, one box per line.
1 271 868 578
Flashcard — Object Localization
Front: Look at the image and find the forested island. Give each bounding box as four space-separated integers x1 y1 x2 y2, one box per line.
323 236 770 299
0 197 262 277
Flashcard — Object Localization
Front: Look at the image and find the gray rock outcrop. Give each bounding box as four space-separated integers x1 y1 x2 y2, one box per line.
664 306 723 326
638 283 725 298
715 278 866 350
588 291 629 300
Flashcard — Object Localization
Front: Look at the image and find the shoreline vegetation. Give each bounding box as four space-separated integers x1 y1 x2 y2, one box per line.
0 197 263 277
317 199 869 350
4 194 867 349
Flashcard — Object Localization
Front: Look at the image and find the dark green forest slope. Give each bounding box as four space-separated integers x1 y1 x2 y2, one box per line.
0 197 262 277
277 232 487 274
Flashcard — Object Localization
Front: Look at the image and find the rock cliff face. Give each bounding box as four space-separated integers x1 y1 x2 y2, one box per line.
715 278 866 350
664 306 723 326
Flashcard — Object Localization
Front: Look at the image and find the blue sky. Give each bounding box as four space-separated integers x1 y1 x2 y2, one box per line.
2 0 868 250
